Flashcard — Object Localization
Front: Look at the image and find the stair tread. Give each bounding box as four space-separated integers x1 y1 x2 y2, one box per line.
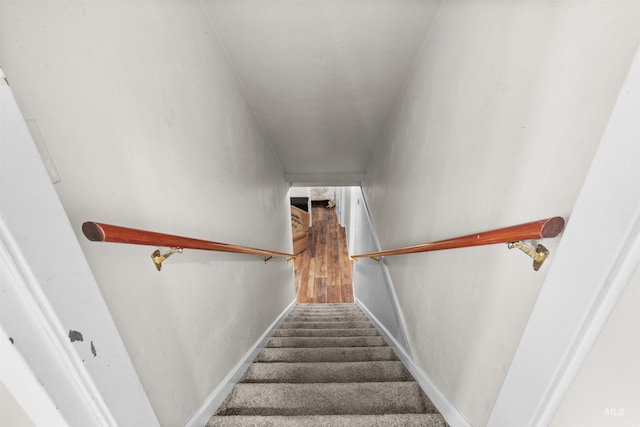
256 347 399 362
290 310 363 314
280 321 373 329
289 311 365 316
216 382 436 416
285 315 368 321
288 310 365 313
273 328 379 337
207 413 448 427
295 304 359 308
208 304 446 425
242 361 413 383
267 336 386 348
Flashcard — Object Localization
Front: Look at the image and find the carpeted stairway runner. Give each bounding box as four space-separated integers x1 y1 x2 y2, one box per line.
207 303 447 426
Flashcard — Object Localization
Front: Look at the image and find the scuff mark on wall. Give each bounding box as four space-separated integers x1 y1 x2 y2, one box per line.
9 337 14 344
68 330 83 342
91 341 97 357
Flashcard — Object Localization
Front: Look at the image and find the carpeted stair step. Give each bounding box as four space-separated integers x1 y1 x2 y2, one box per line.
207 303 448 427
287 307 366 314
241 361 413 383
273 328 379 337
290 304 364 310
267 336 386 348
291 306 364 311
280 321 372 329
255 346 399 363
285 314 368 322
289 309 365 316
207 413 448 426
288 311 365 317
294 303 361 308
216 382 436 416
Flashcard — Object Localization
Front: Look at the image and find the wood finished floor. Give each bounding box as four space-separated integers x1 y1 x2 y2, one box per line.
295 202 354 304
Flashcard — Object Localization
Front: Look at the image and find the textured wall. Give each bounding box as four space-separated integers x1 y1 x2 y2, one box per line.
362 2 640 425
0 2 295 426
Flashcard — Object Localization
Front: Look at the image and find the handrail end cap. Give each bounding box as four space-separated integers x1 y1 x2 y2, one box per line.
82 222 106 242
541 216 565 238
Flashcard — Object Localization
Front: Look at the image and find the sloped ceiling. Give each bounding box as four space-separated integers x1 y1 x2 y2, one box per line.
202 0 442 185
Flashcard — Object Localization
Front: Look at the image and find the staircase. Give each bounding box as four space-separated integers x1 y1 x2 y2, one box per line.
207 303 448 426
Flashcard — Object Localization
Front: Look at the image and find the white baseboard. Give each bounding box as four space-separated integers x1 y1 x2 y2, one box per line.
356 298 471 427
183 299 297 427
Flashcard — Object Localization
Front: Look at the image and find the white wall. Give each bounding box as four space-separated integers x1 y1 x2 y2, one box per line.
0 2 295 426
352 189 412 355
550 263 639 427
362 2 640 425
201 0 442 186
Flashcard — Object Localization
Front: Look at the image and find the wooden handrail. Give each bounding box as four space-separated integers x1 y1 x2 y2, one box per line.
82 222 294 266
351 217 565 260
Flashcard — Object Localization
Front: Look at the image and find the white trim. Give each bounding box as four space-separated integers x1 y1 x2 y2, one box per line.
1 326 68 426
0 223 111 426
183 299 297 427
356 298 472 427
488 46 640 427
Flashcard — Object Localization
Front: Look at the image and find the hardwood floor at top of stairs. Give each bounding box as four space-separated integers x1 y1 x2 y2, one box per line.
295 202 353 304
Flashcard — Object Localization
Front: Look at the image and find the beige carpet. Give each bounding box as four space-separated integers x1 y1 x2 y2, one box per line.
208 304 448 426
